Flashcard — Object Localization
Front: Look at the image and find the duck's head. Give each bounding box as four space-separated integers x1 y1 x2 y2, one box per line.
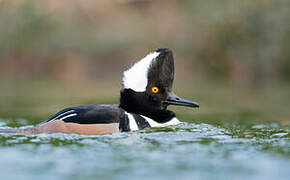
120 48 199 122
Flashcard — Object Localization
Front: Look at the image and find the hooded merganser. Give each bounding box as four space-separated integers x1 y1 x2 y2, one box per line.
0 48 199 135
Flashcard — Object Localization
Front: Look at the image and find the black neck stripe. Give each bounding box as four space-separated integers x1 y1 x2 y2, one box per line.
119 113 130 132
119 112 153 132
132 114 151 130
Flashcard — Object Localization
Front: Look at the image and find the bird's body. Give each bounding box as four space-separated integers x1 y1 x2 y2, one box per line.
0 48 199 135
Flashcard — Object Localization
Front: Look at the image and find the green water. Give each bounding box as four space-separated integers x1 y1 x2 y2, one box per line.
0 119 289 180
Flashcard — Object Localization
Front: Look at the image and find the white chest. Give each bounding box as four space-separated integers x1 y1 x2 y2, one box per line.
124 112 180 131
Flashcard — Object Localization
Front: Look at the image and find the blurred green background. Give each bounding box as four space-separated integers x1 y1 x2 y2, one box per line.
0 0 289 126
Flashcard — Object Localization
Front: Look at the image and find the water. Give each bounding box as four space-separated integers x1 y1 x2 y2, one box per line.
0 121 289 180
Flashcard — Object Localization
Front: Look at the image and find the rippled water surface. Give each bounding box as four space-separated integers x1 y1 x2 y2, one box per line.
0 121 289 180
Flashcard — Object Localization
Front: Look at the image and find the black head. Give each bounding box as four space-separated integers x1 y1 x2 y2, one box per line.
120 48 199 122
146 48 174 100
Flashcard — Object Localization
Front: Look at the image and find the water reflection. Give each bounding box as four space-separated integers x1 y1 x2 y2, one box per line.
0 122 289 180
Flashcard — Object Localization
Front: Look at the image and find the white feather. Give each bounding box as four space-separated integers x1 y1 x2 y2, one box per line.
50 110 76 121
140 115 180 127
126 112 139 131
123 52 160 92
59 113 77 120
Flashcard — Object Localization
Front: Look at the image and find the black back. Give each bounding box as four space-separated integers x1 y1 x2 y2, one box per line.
47 104 122 124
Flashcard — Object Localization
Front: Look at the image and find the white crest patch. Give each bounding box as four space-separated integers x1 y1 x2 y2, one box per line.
122 52 160 92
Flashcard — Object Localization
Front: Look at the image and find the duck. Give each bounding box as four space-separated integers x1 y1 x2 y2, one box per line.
0 48 199 135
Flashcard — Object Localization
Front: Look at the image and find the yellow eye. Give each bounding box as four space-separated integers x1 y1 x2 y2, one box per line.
151 87 159 93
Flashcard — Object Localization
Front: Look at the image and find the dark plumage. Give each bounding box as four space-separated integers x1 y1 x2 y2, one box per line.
0 48 199 135
46 104 122 124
